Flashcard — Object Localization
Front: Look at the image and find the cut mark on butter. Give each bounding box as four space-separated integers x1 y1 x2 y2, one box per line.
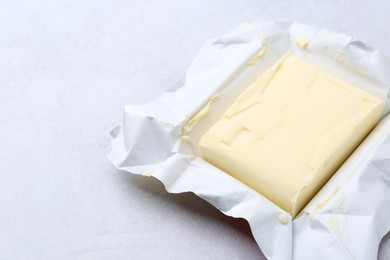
296 37 309 50
278 213 289 224
182 92 220 135
247 46 267 66
314 187 340 214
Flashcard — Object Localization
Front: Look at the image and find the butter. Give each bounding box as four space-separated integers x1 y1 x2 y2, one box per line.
296 37 309 50
278 213 289 224
182 92 220 136
247 46 267 66
328 217 341 235
142 170 153 177
314 187 340 214
199 54 384 217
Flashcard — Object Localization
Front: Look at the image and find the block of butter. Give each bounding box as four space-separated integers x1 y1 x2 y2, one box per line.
199 54 384 217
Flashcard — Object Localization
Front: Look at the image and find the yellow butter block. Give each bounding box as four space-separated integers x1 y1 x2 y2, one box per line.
199 54 384 217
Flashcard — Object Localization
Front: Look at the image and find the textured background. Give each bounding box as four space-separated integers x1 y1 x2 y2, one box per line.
1 0 389 259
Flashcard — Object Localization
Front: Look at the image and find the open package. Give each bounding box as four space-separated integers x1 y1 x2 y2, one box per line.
101 21 390 259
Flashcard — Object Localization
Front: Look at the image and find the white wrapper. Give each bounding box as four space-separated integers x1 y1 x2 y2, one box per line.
101 21 390 260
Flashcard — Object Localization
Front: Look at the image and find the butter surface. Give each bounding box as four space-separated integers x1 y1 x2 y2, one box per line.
199 54 384 217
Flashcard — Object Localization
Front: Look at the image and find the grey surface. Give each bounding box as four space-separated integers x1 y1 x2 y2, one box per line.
0 0 389 259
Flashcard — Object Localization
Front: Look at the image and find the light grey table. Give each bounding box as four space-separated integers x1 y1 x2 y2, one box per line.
1 0 389 259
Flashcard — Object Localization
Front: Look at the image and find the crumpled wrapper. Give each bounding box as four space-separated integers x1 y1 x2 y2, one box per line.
101 21 390 260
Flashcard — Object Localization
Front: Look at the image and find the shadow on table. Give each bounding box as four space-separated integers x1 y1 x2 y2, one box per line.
379 232 390 260
118 169 266 259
